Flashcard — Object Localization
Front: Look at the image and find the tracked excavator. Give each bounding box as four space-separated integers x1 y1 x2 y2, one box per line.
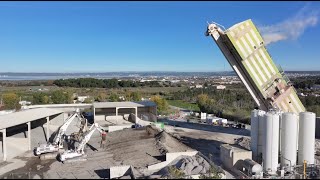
58 123 106 162
34 108 86 156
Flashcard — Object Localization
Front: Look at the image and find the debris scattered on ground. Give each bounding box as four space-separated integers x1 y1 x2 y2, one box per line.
234 137 251 150
152 154 217 178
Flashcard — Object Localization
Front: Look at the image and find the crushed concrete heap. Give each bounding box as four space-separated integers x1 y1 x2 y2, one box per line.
154 154 215 178
172 155 211 175
234 137 251 150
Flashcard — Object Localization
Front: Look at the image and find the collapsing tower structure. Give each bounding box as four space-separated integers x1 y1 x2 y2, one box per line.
206 19 305 115
206 20 318 178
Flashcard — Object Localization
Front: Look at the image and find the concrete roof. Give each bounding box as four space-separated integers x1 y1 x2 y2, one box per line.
0 108 63 130
220 144 250 153
23 103 92 109
93 101 156 109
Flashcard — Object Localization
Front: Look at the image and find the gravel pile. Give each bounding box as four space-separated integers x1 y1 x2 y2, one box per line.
172 155 211 175
155 131 191 153
234 137 251 150
155 154 213 178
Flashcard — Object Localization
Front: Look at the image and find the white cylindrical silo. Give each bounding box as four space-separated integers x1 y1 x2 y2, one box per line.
257 110 265 164
298 112 316 165
251 110 259 162
280 112 298 170
262 110 280 174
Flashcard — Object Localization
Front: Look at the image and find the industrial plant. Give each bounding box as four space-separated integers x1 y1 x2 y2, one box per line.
205 19 320 178
0 16 319 179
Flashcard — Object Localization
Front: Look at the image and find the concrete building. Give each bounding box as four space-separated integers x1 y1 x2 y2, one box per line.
216 85 226 90
19 101 31 106
93 101 157 123
0 108 66 161
220 144 252 170
77 96 90 103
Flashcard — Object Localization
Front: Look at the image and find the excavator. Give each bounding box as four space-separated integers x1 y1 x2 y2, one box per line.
206 19 305 114
58 122 106 162
34 108 86 157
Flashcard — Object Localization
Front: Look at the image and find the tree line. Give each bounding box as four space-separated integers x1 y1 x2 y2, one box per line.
53 78 162 88
169 87 258 123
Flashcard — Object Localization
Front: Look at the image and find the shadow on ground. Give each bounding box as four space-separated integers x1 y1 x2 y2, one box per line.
94 169 110 179
158 119 250 137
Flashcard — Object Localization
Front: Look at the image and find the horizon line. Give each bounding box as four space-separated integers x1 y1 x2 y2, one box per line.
0 70 319 73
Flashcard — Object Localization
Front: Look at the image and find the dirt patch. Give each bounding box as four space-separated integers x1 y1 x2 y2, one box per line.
0 157 56 179
155 131 191 154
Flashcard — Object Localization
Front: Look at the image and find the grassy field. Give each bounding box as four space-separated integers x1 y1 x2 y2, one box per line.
167 100 200 112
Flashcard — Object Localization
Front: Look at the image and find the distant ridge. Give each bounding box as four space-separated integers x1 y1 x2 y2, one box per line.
0 71 319 81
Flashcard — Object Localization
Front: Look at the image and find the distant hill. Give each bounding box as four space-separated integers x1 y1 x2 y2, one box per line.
0 71 319 80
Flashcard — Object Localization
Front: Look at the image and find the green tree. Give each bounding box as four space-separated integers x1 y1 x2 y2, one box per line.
197 94 213 112
2 93 20 110
125 91 132 101
109 93 120 102
132 92 142 101
126 91 142 101
51 90 71 104
32 92 49 104
150 95 169 113
96 92 107 102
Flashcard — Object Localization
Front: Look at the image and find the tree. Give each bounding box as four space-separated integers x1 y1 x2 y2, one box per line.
96 92 107 102
51 90 71 104
150 95 169 113
125 91 142 101
33 92 49 104
131 92 142 101
2 93 20 110
109 93 120 102
197 94 211 112
125 91 132 101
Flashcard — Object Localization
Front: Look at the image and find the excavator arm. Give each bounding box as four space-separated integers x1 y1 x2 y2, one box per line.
35 108 84 156
59 123 106 162
52 111 81 146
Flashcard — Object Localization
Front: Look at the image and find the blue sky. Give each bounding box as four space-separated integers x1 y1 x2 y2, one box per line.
0 1 319 72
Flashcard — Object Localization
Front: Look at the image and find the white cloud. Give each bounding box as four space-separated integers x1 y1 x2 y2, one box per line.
258 5 319 45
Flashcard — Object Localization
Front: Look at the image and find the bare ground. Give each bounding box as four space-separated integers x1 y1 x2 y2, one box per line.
0 126 192 179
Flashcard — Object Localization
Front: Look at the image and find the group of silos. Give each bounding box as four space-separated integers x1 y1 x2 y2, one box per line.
251 109 316 175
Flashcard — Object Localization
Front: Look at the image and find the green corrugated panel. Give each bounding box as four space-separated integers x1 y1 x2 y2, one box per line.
214 19 305 113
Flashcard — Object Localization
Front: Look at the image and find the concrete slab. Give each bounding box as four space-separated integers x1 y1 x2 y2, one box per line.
6 137 28 160
0 159 27 175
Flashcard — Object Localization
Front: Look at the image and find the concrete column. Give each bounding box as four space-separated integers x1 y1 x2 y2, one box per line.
46 116 50 141
93 107 96 123
116 107 118 116
2 129 6 161
27 122 31 150
135 107 138 117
